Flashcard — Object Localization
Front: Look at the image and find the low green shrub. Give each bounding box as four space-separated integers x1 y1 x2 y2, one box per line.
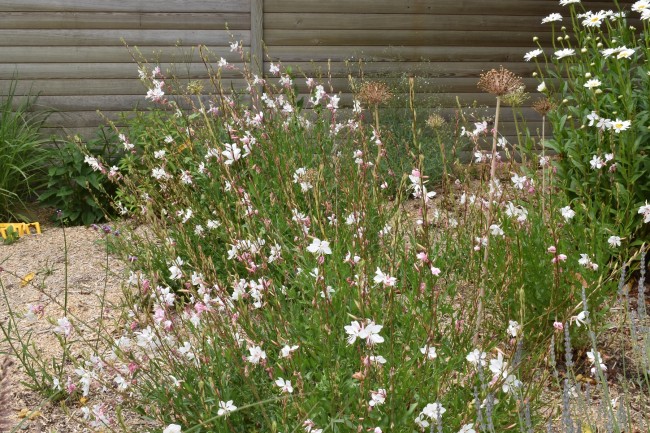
38 128 122 226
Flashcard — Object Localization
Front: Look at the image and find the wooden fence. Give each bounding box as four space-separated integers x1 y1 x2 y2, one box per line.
0 0 624 138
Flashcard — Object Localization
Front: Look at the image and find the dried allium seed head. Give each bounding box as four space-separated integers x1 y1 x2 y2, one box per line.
426 114 446 129
532 97 555 116
477 66 524 96
358 81 393 106
186 80 204 95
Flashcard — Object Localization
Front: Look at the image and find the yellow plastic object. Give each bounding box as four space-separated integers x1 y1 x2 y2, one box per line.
0 222 41 239
22 222 41 235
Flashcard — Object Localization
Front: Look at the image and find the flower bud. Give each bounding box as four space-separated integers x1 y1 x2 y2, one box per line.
562 26 567 31
533 36 539 42
581 48 588 53
532 72 538 77
562 98 569 104
585 72 592 78
595 89 602 94
557 36 563 42
597 42 603 48
564 35 570 40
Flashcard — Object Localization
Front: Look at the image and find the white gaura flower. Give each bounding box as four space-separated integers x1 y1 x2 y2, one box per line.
524 48 544 61
507 320 522 338
217 400 237 416
489 224 504 237
572 310 589 327
583 78 601 89
421 402 446 420
420 345 438 361
511 173 527 189
458 424 477 433
466 349 487 367
607 235 622 247
587 111 600 126
306 238 332 255
246 345 267 364
275 377 294 393
222 143 241 165
368 389 387 407
373 267 397 287
359 320 385 345
344 320 363 345
590 154 605 170
54 317 73 337
554 48 576 59
639 201 650 223
586 350 607 376
163 424 182 433
280 344 299 358
542 13 563 23
560 205 575 221
414 414 430 430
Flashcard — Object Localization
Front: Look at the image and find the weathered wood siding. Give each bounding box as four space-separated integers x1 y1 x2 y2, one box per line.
263 0 625 139
0 0 629 138
0 0 250 136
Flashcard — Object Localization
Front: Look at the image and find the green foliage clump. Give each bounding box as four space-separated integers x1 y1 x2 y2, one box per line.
0 79 50 220
38 128 122 226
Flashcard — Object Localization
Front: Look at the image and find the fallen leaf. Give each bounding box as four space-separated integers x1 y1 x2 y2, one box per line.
20 272 35 287
17 408 42 419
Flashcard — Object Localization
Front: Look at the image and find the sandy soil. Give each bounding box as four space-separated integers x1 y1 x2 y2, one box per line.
0 223 127 432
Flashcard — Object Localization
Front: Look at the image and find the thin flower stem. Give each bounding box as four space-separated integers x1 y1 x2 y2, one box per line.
474 95 501 345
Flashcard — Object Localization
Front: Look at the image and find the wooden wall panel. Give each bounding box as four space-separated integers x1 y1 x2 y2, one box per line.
0 0 250 133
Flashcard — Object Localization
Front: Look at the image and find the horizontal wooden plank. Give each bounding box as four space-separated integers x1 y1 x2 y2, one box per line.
265 13 546 31
1 78 249 96
264 30 552 47
265 0 626 14
0 46 242 63
0 63 246 80
1 60 540 81
276 61 539 79
0 0 250 13
30 95 219 112
0 12 249 30
267 46 544 63
0 30 249 47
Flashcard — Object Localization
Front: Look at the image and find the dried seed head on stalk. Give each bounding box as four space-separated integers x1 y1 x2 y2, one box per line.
501 85 529 107
358 81 393 106
532 97 555 116
0 357 14 432
478 66 524 97
426 113 446 129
